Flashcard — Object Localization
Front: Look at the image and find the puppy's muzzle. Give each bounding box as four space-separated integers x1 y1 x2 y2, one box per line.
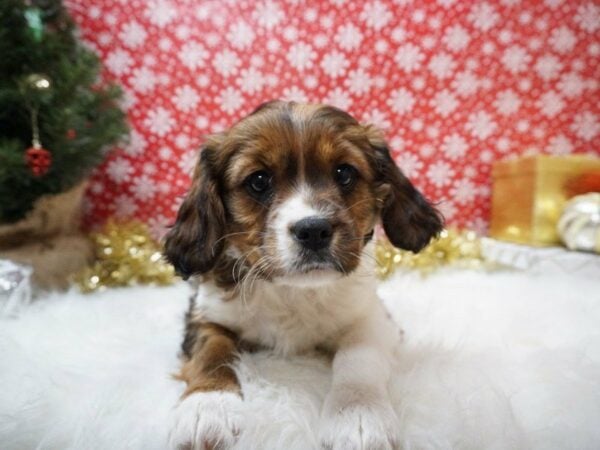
291 216 333 251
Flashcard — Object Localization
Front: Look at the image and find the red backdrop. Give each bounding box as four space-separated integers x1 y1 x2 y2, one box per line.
66 0 600 236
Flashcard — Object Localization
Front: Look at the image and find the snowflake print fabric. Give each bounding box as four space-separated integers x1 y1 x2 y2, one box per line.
66 0 600 236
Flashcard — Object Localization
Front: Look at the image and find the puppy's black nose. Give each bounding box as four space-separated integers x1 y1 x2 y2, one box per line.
292 217 333 251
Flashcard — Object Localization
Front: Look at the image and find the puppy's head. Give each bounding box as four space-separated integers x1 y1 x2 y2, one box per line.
164 101 443 287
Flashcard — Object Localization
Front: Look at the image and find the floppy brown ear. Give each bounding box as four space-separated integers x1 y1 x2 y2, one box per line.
365 127 444 252
163 145 226 279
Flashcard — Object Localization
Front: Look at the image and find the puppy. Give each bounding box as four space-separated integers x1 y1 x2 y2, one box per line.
164 101 443 449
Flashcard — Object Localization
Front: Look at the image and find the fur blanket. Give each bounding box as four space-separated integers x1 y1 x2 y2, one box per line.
1 269 599 449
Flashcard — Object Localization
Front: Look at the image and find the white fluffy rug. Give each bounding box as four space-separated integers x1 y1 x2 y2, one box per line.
1 268 599 450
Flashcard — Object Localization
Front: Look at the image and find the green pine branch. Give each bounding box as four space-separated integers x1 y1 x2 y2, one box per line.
0 0 128 223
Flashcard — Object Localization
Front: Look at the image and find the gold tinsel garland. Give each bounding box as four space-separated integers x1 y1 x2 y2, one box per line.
375 229 484 278
76 222 484 291
76 221 175 292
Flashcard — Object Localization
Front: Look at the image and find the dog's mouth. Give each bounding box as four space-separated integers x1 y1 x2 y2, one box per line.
292 250 341 273
273 251 344 287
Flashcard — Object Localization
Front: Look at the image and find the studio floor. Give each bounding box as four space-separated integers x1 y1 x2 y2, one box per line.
1 267 599 449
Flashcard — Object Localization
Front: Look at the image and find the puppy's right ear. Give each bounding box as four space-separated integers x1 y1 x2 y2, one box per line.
163 144 226 280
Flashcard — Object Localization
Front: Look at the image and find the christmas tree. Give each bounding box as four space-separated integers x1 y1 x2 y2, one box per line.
0 0 127 223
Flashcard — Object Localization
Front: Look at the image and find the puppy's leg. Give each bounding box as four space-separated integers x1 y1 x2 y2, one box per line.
319 307 400 450
169 321 244 450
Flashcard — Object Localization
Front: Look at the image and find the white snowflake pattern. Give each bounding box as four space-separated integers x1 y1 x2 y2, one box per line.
130 67 158 93
451 178 477 204
557 72 585 98
178 42 208 69
158 147 173 160
362 109 390 130
496 137 511 153
287 42 316 71
175 25 191 40
549 26 577 53
395 153 423 178
394 43 424 72
270 25 289 42
360 1 392 30
174 134 191 150
443 25 470 52
571 111 599 141
452 71 480 97
119 21 147 48
494 89 521 115
227 21 255 49
432 89 459 117
237 68 265 94
282 86 308 102
173 85 200 112
147 215 170 239
217 87 243 115
441 133 468 159
345 69 372 95
438 201 457 221
253 1 284 29
375 39 389 54
534 54 562 81
428 52 456 79
131 175 157 201
123 129 147 156
106 158 134 183
501 45 532 74
105 49 133 75
516 120 529 133
145 1 176 27
387 87 415 114
335 24 363 50
178 151 197 174
546 134 573 155
391 26 406 43
411 118 424 132
574 3 599 33
323 87 352 110
466 111 497 140
536 91 565 117
468 2 499 32
114 194 138 217
213 50 240 77
321 51 349 78
144 106 174 137
142 162 157 176
314 33 328 48
498 30 512 44
427 161 455 187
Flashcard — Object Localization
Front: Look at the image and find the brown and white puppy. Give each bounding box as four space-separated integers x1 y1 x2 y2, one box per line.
164 101 443 449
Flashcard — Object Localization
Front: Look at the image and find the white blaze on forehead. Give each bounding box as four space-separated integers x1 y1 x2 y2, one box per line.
277 190 321 225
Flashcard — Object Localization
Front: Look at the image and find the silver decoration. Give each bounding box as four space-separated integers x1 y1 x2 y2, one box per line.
0 259 33 318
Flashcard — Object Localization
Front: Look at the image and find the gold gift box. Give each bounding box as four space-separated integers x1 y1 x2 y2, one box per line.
490 155 600 246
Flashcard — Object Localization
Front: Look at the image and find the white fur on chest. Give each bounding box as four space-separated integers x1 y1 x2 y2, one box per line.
193 267 381 355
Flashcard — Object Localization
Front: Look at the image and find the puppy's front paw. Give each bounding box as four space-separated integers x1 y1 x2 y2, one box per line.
319 393 399 450
168 391 244 450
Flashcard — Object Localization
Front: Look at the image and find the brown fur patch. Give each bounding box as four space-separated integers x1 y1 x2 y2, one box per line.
176 321 241 398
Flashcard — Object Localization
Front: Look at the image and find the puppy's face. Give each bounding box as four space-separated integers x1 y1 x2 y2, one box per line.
164 101 443 288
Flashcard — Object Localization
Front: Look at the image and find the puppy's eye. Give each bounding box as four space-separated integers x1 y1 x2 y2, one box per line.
334 164 358 188
245 170 272 194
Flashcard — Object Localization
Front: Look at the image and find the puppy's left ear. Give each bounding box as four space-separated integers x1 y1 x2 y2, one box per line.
364 126 444 252
163 142 226 279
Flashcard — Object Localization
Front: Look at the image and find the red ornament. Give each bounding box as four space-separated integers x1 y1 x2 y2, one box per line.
66 128 76 139
25 145 52 176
